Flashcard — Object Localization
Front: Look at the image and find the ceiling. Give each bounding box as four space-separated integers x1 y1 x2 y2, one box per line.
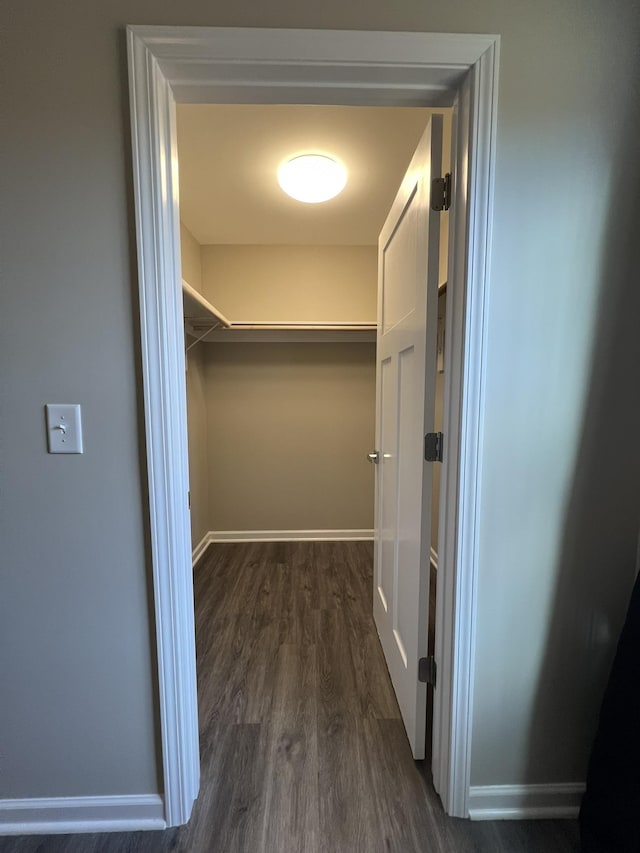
176 104 444 247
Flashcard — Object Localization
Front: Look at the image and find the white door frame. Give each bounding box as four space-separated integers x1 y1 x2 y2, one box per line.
127 25 499 826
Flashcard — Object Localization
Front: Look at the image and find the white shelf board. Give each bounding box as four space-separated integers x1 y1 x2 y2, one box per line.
182 279 231 335
182 280 377 342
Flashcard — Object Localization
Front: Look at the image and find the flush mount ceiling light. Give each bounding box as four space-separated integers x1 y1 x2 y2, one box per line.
277 154 347 203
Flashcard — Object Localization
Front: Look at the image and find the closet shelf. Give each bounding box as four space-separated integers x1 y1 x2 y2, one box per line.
182 280 376 343
182 279 231 336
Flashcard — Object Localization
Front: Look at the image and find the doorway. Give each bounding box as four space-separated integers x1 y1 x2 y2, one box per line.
177 101 451 807
127 25 499 825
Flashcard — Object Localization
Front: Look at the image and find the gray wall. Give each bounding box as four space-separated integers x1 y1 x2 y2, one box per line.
186 345 210 548
181 223 211 548
205 343 376 532
2 0 639 804
200 244 377 324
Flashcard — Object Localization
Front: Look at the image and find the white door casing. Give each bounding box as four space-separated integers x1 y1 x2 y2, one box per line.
374 118 442 759
126 26 499 825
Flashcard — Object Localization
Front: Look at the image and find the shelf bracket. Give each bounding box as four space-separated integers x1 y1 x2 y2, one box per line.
185 321 222 353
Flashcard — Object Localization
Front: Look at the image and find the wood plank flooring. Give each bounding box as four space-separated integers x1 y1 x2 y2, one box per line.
0 542 580 852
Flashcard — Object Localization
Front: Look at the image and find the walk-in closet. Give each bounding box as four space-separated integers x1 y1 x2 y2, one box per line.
178 103 449 560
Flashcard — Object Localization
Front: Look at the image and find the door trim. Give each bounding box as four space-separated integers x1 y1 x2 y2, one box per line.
126 25 499 824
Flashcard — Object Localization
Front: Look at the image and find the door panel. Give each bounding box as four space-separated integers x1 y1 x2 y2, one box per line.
382 187 419 333
373 117 442 759
395 343 419 667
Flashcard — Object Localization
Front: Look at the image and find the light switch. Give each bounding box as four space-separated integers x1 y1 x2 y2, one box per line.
45 404 83 454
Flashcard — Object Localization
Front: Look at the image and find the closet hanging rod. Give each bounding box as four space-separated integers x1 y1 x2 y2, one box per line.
226 321 377 331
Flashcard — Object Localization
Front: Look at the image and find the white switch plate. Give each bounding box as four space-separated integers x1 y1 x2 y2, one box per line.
45 404 83 454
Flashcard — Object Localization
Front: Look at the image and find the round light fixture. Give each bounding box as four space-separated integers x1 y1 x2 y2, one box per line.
277 154 347 204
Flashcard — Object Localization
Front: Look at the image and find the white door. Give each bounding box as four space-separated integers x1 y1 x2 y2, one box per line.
372 117 442 759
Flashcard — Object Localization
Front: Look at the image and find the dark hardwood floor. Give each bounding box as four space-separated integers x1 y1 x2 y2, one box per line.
0 542 580 852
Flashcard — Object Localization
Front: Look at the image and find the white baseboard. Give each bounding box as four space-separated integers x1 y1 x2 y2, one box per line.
430 546 438 569
468 783 585 820
0 794 165 835
209 529 374 543
192 532 212 565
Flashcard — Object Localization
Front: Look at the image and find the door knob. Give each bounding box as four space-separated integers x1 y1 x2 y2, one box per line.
367 451 380 464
